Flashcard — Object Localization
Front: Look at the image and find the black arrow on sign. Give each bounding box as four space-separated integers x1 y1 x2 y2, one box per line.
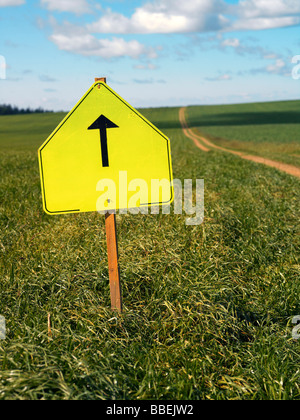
88 115 119 167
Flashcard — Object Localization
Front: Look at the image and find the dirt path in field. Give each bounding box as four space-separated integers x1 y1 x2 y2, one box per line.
179 107 300 178
179 107 210 152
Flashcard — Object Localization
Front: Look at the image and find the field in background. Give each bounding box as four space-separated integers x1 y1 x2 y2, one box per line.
184 100 300 167
0 101 299 400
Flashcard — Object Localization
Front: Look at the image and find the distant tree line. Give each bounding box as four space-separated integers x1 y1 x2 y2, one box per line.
0 104 53 115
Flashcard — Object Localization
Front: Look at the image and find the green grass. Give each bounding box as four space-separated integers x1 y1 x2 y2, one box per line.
185 100 300 166
0 113 66 152
0 103 299 400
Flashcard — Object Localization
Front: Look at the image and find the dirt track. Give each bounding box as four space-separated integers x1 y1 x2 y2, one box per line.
179 107 300 179
179 107 209 152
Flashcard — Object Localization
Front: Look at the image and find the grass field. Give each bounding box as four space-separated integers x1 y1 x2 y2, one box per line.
184 100 300 166
0 101 299 400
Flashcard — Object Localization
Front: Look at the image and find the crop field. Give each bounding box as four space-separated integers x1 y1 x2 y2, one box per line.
184 100 300 167
0 100 299 400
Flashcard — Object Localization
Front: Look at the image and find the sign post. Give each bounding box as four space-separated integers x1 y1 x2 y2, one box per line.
38 76 173 313
95 78 122 313
105 211 122 312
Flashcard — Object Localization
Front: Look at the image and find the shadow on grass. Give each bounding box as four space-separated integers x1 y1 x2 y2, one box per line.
150 110 300 131
188 111 300 127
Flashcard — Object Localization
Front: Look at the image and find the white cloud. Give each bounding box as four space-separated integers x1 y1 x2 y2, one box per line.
237 0 300 19
85 0 300 34
228 0 300 30
243 56 291 77
231 16 300 31
87 0 228 34
266 58 287 74
221 38 240 47
0 55 6 79
50 32 157 59
0 0 25 6
40 0 91 15
193 33 280 61
47 17 158 59
44 0 300 61
86 10 190 34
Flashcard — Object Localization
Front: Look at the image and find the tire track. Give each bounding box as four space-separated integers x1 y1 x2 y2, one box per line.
179 107 300 178
179 107 209 152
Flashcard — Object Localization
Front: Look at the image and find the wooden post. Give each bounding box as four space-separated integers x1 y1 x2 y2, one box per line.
105 212 122 312
95 77 123 313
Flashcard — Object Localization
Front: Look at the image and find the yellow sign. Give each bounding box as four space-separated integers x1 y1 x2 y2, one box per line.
38 81 173 215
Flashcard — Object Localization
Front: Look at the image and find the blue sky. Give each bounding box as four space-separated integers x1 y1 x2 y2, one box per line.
0 0 299 110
